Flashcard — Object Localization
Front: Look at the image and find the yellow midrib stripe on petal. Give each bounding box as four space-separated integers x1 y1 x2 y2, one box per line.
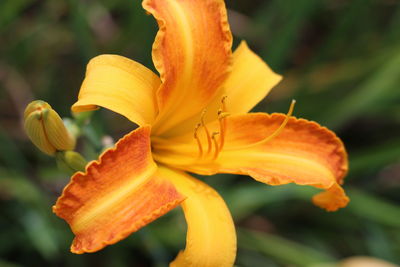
154 0 194 132
71 163 158 233
153 148 335 185
168 0 193 94
220 151 336 186
170 0 194 77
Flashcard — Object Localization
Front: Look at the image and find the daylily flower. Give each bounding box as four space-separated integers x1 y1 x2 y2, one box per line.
53 0 349 266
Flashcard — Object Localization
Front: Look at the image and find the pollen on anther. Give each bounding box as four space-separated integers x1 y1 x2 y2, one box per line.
221 95 228 103
221 95 228 112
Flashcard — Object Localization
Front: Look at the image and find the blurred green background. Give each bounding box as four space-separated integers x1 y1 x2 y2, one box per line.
1 0 400 266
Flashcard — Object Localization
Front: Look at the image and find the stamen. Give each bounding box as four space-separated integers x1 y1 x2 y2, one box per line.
190 96 230 161
200 109 212 155
194 123 203 158
211 132 220 160
218 111 230 151
221 95 227 112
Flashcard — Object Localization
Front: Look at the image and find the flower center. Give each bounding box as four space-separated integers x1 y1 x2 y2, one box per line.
151 98 296 168
193 99 297 160
193 96 230 161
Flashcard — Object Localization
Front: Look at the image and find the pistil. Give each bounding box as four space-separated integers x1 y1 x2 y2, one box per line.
225 100 296 151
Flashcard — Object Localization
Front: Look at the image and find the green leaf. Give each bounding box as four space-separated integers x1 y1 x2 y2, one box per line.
0 259 22 267
349 139 400 177
347 189 400 228
0 0 34 32
322 47 400 128
225 184 297 220
238 228 335 267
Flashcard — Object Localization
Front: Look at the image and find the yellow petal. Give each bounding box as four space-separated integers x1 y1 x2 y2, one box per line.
158 167 236 267
53 126 185 253
223 41 282 114
72 55 160 126
153 113 349 211
143 0 233 135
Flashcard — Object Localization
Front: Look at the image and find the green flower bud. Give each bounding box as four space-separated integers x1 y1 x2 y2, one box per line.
55 151 87 174
24 100 75 155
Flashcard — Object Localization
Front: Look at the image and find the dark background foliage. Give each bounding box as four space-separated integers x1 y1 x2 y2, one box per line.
1 0 400 266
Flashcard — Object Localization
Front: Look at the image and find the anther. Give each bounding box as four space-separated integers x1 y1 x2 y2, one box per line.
221 95 228 112
221 95 228 103
218 112 230 119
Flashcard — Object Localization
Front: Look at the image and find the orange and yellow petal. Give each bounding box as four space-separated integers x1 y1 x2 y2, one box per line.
152 41 282 138
53 126 185 253
72 55 160 126
153 113 349 211
143 0 233 135
158 167 236 267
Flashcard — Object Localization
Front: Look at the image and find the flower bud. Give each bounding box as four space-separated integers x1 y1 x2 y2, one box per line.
55 151 87 174
24 100 75 155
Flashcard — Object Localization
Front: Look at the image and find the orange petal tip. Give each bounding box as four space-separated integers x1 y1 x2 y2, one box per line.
53 126 185 253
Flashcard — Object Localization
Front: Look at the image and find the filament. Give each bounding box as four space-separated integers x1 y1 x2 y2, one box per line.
194 123 203 158
191 96 232 161
218 111 229 151
200 109 212 155
211 132 220 160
